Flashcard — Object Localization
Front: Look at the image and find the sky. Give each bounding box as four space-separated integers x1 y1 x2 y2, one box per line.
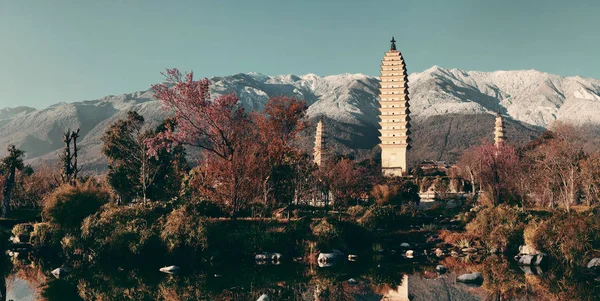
1 0 599 108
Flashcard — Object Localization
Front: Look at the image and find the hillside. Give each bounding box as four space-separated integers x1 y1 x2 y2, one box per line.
3 66 600 170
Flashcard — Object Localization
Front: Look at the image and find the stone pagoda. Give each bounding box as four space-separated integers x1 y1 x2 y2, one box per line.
494 112 506 146
378 37 411 177
313 119 326 166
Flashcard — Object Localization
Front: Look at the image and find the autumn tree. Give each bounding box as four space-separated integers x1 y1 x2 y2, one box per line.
456 147 480 196
580 152 600 206
1 145 25 217
252 96 308 210
321 158 369 209
524 123 585 211
102 111 186 203
147 69 263 216
460 142 521 206
12 165 61 208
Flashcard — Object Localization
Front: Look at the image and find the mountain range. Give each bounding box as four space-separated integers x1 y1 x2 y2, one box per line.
2 66 600 171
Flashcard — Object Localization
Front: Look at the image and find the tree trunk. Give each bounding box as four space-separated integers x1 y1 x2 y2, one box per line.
1 168 15 218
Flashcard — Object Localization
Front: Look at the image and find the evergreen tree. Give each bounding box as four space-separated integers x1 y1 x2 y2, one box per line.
101 111 186 203
1 145 25 217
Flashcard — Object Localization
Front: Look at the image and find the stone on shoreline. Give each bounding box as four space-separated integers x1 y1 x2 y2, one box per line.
587 258 600 269
159 265 180 274
457 272 483 284
51 268 69 279
257 294 270 301
435 265 447 273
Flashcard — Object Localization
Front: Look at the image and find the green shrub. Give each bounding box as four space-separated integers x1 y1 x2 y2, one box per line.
161 207 208 252
465 205 528 252
42 182 110 230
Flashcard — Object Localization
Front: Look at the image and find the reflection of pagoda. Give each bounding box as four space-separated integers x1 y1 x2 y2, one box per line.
382 275 410 300
379 37 411 177
494 112 506 147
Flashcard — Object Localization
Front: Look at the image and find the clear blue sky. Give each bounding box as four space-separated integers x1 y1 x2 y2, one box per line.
1 0 599 108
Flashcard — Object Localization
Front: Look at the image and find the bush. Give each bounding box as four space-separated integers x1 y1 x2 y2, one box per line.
161 207 208 252
359 205 398 230
30 222 63 250
465 205 528 252
309 217 371 252
371 180 419 206
346 205 366 220
311 218 341 244
80 203 167 259
42 182 110 230
12 223 33 237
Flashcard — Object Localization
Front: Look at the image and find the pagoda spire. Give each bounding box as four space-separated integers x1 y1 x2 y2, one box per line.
390 36 397 51
313 119 326 166
494 111 506 147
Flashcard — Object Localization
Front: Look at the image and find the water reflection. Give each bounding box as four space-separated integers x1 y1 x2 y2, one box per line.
3 253 600 301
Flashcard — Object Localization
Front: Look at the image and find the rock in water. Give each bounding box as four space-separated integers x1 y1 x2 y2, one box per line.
257 294 270 301
317 250 344 267
457 272 483 284
588 258 600 269
519 245 538 255
159 265 180 274
517 254 536 265
51 268 69 279
517 254 546 266
435 265 447 273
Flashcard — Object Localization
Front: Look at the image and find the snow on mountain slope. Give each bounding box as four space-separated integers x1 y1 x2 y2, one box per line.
0 66 598 169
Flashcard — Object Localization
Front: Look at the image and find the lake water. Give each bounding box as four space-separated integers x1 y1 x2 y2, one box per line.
4 253 599 301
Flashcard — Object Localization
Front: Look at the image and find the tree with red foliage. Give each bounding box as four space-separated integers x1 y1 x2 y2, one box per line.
147 69 263 216
461 142 521 206
321 158 369 209
252 96 308 210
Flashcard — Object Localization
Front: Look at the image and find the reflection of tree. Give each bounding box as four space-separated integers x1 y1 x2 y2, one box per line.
8 249 600 301
0 228 12 301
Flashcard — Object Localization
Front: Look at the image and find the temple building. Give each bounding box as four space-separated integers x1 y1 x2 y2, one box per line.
378 37 411 177
494 112 506 146
313 119 326 166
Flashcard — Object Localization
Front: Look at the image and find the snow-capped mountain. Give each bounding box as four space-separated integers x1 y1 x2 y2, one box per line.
1 66 598 170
